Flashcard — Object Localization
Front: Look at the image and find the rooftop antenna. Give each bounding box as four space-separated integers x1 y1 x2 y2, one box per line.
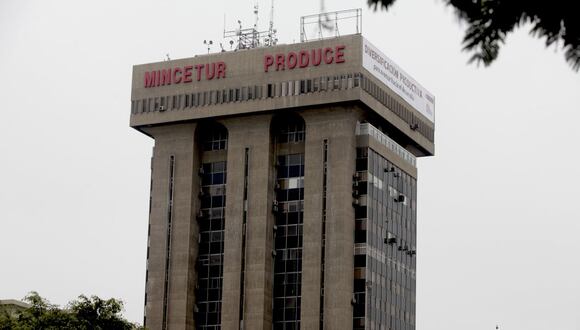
203 40 213 54
266 0 278 46
254 2 259 29
222 0 278 50
165 53 171 61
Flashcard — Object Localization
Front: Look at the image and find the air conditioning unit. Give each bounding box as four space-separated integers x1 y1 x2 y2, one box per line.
384 237 397 245
395 195 406 203
384 166 395 173
353 172 361 180
274 182 281 190
198 167 205 176
272 200 279 213
352 198 360 207
385 232 397 245
273 225 278 232
410 123 419 130
159 105 166 112
271 250 277 257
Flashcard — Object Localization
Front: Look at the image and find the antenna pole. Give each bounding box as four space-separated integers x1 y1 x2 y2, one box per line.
222 1 278 49
254 2 259 29
270 0 274 31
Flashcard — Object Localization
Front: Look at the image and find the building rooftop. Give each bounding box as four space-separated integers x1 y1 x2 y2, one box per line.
130 34 435 156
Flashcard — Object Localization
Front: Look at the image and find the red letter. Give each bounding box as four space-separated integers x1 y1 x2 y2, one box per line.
335 45 345 63
311 49 322 66
173 67 183 84
195 64 204 81
183 66 193 83
287 52 298 69
324 47 334 64
264 55 274 72
160 69 172 86
216 61 226 78
206 63 215 80
275 54 285 71
144 71 156 88
299 50 309 68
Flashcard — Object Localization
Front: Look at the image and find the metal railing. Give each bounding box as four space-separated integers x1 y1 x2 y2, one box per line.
356 122 416 167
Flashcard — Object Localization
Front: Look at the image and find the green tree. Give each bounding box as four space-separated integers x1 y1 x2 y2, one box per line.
367 0 580 70
12 292 76 329
68 295 135 330
0 292 143 330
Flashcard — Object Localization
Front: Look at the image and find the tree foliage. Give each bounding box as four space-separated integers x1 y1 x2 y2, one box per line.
0 292 143 330
367 0 580 71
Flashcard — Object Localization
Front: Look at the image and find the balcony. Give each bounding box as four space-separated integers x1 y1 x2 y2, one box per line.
356 122 416 167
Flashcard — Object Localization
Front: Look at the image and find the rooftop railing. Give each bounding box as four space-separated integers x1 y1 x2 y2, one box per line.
356 122 416 167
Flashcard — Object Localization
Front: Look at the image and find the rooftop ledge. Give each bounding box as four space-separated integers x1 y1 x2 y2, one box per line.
356 122 417 167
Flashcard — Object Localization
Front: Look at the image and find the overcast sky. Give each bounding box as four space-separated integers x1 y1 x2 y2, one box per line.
1 0 579 329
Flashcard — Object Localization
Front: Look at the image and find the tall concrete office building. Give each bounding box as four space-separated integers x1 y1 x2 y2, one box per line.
131 32 434 330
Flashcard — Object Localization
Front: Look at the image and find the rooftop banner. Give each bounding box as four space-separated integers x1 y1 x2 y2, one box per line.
362 38 435 123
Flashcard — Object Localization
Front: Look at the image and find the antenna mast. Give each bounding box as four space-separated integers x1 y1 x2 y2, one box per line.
254 2 259 29
265 0 278 46
223 0 278 50
269 0 275 38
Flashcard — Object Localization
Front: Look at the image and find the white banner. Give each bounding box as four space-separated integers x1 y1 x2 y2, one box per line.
362 38 435 123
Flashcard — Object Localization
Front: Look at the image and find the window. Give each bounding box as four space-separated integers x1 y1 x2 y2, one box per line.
273 155 304 327
273 119 306 329
276 121 305 144
267 84 273 98
196 158 228 329
200 123 228 151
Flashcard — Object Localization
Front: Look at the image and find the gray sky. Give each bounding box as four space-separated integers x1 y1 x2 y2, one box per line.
1 0 579 329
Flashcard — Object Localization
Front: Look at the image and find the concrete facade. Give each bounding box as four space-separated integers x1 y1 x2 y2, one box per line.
131 34 434 330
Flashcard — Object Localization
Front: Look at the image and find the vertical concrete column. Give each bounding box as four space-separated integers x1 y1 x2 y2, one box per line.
300 113 324 329
220 115 274 330
301 108 360 330
143 124 200 330
219 118 244 329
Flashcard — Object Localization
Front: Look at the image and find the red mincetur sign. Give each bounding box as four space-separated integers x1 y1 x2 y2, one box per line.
144 62 226 88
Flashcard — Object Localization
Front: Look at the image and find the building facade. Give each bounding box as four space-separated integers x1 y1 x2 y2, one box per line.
130 34 434 330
